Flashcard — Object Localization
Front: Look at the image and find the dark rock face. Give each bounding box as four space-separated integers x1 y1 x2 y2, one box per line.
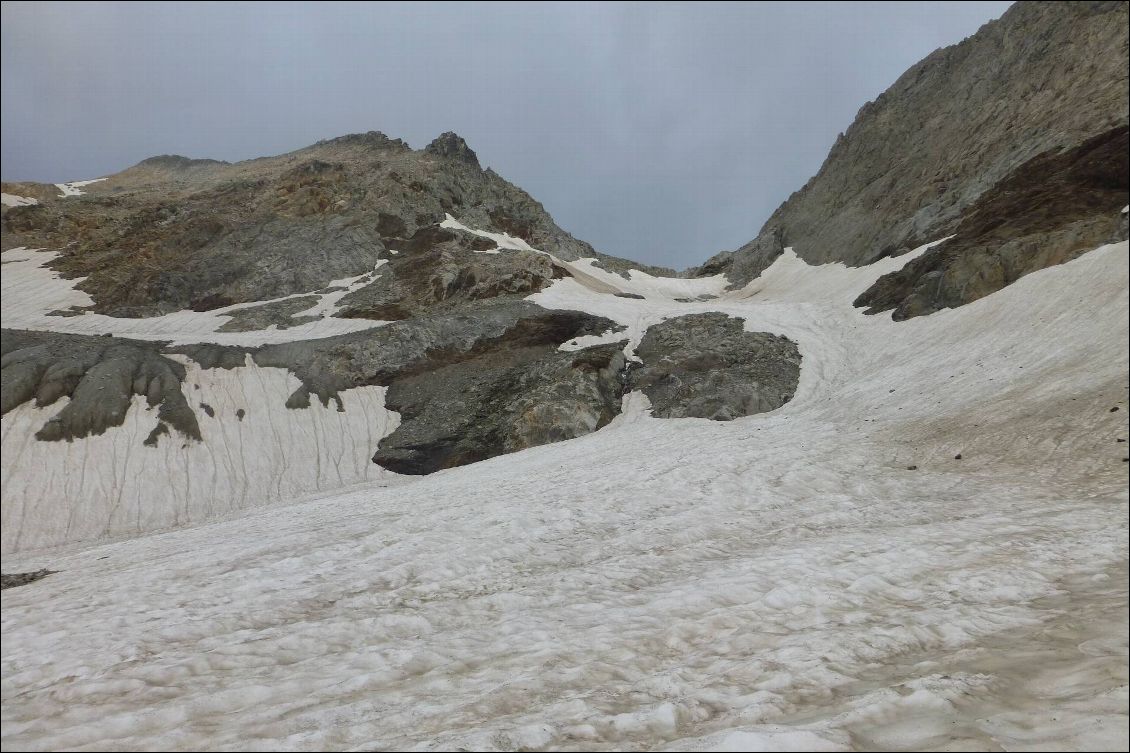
628 313 801 420
234 302 622 407
374 342 626 474
855 126 1130 319
0 329 201 443
337 228 568 321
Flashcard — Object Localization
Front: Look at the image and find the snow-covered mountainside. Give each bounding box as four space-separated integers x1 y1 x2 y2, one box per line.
2 1 1128 750
2 237 1127 750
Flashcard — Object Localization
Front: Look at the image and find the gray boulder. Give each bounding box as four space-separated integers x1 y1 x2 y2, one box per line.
628 313 800 420
374 342 626 474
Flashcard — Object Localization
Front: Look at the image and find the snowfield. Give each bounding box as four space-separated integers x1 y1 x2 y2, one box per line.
1 240 1127 751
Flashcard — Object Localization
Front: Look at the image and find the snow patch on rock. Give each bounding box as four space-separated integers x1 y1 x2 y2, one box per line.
1 193 38 207
54 177 107 197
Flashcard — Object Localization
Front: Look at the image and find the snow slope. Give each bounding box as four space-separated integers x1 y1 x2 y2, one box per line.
2 239 1126 751
0 192 38 207
1 357 400 553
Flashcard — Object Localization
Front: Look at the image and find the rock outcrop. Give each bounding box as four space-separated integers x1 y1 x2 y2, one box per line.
856 125 1129 319
335 227 568 321
689 228 785 287
1 329 201 442
424 131 481 168
628 313 801 420
374 341 626 474
177 302 627 472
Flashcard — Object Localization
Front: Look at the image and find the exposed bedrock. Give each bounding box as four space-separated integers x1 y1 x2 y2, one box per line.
373 342 627 475
855 125 1130 320
215 296 322 332
689 228 785 288
1 306 809 475
336 226 568 321
176 301 629 473
0 329 200 442
1 130 669 317
627 313 801 420
763 2 1128 268
246 302 621 406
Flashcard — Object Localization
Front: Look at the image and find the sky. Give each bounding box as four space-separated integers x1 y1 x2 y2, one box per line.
1 1 1012 268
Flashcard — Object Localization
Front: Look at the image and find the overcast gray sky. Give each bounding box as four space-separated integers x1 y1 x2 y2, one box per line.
1 1 1011 267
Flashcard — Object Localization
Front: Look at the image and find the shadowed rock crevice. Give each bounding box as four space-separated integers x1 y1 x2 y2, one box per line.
0 329 201 443
628 313 801 420
855 125 1130 319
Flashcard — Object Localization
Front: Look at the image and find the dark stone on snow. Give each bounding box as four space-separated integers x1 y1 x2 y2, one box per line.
628 313 801 420
1 569 56 589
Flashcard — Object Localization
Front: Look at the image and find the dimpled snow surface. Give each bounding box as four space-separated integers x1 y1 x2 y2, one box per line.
2 241 1127 751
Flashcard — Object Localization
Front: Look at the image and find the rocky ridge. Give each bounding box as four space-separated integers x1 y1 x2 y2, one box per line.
1 130 670 319
698 1 1129 316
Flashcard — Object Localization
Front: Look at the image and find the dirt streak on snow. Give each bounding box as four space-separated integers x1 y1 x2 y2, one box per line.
1 357 400 553
1 239 1127 751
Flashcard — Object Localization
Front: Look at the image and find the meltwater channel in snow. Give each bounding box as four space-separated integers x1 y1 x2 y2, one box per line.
2 234 1126 751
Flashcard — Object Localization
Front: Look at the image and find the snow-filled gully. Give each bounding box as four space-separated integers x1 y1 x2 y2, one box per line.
1 231 1127 751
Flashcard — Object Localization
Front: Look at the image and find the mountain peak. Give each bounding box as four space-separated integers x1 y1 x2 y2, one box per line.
424 131 480 168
